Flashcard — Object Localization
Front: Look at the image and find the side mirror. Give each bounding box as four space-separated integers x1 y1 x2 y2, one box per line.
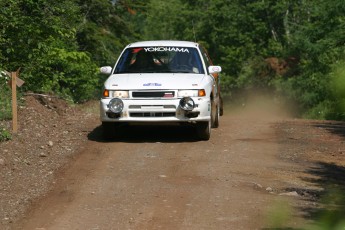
208 66 222 74
100 66 113 75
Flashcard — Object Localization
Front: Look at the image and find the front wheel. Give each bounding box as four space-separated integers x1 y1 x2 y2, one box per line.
212 104 220 128
211 97 220 128
219 96 224 116
196 120 211 140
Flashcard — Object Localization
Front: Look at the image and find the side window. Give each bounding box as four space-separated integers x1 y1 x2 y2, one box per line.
114 49 134 73
200 46 219 80
200 46 213 73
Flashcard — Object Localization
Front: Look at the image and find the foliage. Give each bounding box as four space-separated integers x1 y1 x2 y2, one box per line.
76 0 136 66
1 0 87 102
141 0 184 40
276 0 345 119
0 0 137 102
0 127 11 142
265 199 293 229
311 192 345 230
23 46 99 102
329 61 345 120
0 70 11 120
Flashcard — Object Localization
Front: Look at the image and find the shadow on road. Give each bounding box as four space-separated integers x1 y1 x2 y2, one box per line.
314 122 345 139
264 162 345 230
300 162 345 229
87 124 201 143
268 121 345 229
308 122 345 227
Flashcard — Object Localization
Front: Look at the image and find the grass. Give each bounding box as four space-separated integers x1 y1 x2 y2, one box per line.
0 127 11 141
0 84 12 120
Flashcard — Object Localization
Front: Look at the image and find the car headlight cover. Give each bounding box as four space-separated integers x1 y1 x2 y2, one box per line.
108 98 124 113
103 90 129 98
179 97 195 111
178 89 206 97
178 90 198 97
113 90 129 98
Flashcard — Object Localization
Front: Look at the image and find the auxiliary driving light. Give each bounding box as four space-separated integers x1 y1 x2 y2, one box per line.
179 97 195 111
108 98 124 113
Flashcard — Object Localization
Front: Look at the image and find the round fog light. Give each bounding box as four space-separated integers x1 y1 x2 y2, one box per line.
179 97 195 111
108 98 124 113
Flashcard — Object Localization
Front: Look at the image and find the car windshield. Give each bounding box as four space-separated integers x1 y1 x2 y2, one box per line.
114 47 205 74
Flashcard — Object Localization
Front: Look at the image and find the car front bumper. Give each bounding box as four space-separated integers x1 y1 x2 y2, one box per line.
100 97 211 123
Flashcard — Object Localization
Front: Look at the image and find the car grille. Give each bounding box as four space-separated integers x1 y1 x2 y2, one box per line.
128 104 177 118
128 105 176 109
130 112 176 117
132 91 175 98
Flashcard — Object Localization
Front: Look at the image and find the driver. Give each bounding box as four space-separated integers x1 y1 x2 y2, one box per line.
170 52 197 73
129 50 155 71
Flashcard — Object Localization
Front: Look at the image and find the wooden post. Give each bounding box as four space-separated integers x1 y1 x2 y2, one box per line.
11 71 18 133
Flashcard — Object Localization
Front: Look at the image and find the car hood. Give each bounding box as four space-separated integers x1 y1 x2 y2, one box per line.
104 73 210 90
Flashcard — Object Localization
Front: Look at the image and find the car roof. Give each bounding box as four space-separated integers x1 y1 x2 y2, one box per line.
126 40 199 48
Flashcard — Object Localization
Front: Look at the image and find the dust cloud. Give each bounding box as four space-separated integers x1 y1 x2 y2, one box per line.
223 91 297 121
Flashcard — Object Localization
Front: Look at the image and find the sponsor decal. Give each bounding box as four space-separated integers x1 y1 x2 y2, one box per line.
133 48 143 53
163 92 174 98
143 83 162 86
212 66 221 72
143 47 189 53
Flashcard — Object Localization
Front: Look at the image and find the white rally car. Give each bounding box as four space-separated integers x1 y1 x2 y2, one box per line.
100 40 222 140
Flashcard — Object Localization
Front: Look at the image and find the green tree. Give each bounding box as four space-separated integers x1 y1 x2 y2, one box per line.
174 0 289 75
141 0 184 40
75 0 137 66
277 0 345 118
0 0 102 102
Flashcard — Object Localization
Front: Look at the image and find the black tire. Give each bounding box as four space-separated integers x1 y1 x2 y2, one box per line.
219 95 224 116
196 121 211 140
211 99 219 128
102 122 119 140
212 104 219 128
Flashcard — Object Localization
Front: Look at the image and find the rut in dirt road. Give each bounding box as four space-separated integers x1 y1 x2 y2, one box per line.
15 106 309 230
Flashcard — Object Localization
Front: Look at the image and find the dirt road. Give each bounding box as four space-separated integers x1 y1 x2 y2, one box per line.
10 100 345 230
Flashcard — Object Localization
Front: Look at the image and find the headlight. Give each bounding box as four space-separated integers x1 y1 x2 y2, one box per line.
103 90 129 98
178 90 198 97
179 97 195 111
108 98 124 113
113 90 129 98
178 89 206 97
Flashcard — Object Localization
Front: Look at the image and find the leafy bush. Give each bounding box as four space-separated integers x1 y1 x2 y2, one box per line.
0 128 11 142
0 0 103 103
0 70 12 120
22 47 99 103
329 61 345 120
